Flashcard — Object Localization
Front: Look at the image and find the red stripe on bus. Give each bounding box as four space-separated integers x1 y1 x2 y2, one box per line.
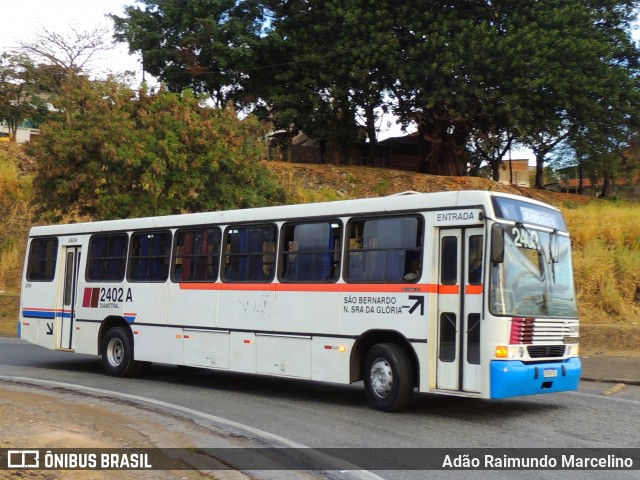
466 285 484 295
91 287 100 308
437 285 460 294
178 282 475 294
82 288 92 308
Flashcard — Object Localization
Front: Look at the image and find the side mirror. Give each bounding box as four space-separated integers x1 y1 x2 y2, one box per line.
491 224 504 263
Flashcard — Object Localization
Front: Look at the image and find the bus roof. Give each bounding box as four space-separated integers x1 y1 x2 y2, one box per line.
28 190 563 237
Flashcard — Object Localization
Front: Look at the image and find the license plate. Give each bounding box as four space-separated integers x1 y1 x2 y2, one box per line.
543 368 558 378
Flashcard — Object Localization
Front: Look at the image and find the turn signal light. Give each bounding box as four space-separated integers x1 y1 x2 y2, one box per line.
495 346 509 358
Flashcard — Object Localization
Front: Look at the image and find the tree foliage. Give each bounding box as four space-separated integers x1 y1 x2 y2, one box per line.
0 53 48 140
111 1 640 185
26 79 285 220
111 0 266 108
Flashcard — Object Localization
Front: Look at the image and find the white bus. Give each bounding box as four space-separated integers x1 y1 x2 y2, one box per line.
18 190 580 411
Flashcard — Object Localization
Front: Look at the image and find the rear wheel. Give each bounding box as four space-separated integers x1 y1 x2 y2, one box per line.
364 343 414 412
101 327 146 377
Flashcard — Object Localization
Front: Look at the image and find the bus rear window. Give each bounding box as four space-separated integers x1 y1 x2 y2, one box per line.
26 237 58 281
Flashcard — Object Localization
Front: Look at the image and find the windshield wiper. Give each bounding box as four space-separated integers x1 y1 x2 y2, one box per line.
548 228 558 283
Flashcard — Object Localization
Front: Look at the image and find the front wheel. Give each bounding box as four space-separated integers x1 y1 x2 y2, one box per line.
101 327 146 377
363 343 414 412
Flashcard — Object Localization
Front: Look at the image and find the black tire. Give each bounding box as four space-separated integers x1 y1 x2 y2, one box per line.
101 327 145 377
363 343 414 412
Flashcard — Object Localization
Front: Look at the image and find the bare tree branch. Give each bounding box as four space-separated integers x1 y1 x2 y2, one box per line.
18 24 112 75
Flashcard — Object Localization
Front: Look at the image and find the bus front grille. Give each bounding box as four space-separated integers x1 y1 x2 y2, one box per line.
527 345 566 358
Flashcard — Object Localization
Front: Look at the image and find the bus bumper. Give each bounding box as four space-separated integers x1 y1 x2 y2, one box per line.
490 357 581 399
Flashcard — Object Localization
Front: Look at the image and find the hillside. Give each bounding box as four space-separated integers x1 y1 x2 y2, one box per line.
264 160 589 207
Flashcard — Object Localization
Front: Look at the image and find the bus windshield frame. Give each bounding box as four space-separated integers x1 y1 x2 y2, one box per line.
489 198 578 319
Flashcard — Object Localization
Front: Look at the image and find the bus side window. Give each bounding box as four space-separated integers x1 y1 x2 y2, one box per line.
346 216 423 283
173 227 221 282
440 236 458 285
87 234 128 281
26 238 59 282
281 221 341 282
468 235 483 285
223 225 276 282
129 231 172 282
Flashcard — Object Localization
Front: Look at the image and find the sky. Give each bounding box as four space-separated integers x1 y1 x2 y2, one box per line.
1 0 142 79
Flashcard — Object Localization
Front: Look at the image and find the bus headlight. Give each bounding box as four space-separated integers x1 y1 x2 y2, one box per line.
508 346 525 359
495 346 525 359
567 344 579 357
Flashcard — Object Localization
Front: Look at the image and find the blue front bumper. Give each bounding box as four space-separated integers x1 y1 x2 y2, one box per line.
490 357 581 399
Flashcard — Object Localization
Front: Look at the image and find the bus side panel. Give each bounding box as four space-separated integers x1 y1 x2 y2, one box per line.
134 325 183 364
19 254 60 350
183 329 230 369
256 335 311 378
125 283 168 327
73 321 101 355
311 337 353 383
218 289 275 331
339 291 430 340
274 291 339 334
229 331 256 373
411 342 429 392
168 285 218 328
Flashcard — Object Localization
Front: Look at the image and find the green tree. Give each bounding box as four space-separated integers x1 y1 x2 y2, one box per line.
111 0 266 108
27 79 285 220
0 53 47 140
112 0 640 179
503 0 640 188
263 0 397 162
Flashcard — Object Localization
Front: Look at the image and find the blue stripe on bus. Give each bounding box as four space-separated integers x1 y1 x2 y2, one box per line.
22 309 73 319
22 309 56 319
24 308 137 323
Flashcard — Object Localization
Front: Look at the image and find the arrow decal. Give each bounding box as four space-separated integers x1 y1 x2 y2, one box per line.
408 295 425 315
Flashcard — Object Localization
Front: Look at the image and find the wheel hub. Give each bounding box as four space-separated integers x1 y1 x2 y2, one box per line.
370 357 393 398
107 337 124 367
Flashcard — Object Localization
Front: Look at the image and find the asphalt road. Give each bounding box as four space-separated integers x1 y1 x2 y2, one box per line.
1 337 639 480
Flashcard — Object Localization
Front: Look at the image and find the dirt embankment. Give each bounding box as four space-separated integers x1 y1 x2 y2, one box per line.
265 160 589 207
0 381 248 480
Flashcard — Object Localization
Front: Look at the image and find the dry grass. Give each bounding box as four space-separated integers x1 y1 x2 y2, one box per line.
0 145 33 294
563 202 640 325
0 144 33 337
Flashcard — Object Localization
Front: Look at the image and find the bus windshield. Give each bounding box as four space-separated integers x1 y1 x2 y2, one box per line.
490 225 578 318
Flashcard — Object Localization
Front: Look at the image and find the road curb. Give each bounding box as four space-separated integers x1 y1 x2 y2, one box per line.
580 376 640 386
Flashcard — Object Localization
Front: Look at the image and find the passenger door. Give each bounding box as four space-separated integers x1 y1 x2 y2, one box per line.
436 228 484 392
57 246 81 350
